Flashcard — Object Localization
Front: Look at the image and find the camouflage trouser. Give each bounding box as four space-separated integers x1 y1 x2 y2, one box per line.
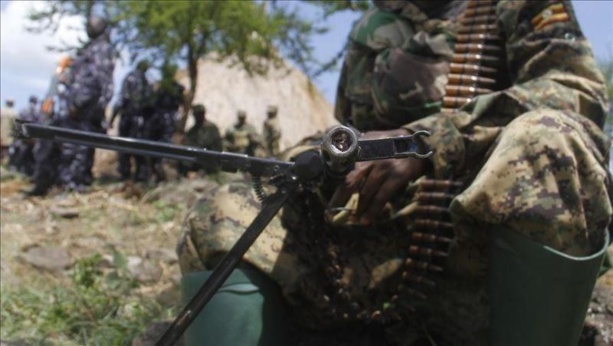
177 110 611 345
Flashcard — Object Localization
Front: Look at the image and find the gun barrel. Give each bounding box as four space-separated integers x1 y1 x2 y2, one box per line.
17 122 293 177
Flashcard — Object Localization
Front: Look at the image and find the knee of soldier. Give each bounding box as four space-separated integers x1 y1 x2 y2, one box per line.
176 181 262 274
500 109 596 155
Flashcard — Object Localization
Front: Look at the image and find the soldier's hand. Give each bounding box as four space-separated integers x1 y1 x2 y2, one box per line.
326 128 427 226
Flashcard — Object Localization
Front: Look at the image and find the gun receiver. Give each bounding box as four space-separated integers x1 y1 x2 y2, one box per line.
14 120 432 345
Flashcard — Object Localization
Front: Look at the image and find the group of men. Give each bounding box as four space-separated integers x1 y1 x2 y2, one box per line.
0 14 284 196
4 16 115 197
179 104 282 176
225 106 282 156
1 97 41 176
110 60 185 183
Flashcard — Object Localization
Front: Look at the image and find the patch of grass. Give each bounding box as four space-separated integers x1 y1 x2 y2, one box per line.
153 201 181 223
1 252 173 345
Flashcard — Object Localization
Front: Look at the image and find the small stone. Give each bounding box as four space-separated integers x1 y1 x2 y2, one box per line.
127 257 162 284
49 207 80 219
146 248 177 264
20 246 73 272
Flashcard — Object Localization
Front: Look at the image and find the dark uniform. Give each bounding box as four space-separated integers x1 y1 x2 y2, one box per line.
111 61 153 180
141 78 184 182
28 16 115 196
10 96 41 175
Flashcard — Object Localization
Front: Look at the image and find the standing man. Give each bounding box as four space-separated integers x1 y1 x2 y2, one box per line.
141 63 185 183
27 16 115 196
179 104 222 176
110 60 153 181
0 99 18 164
59 15 115 190
10 96 41 175
262 105 281 157
224 110 260 156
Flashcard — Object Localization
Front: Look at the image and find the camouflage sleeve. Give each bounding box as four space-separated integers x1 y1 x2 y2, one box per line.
93 40 115 107
404 0 609 178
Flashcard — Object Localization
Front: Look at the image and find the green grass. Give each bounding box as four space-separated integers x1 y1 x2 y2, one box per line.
1 252 174 345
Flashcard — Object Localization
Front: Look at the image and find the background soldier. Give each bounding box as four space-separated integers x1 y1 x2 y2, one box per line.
178 104 222 176
224 110 260 156
177 1 612 345
262 105 281 157
40 55 73 119
0 99 18 164
28 16 115 196
110 60 152 181
141 63 185 183
10 96 41 175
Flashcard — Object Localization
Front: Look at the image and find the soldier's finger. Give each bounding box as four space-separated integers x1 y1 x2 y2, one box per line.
345 161 373 190
355 165 386 217
359 178 406 225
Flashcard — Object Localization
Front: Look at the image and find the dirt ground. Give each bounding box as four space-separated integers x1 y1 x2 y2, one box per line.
1 151 612 345
0 152 222 345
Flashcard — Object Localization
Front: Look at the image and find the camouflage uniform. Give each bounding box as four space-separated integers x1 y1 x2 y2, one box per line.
263 105 281 157
58 31 115 189
180 105 223 176
1 100 17 162
113 66 153 180
224 111 261 156
178 1 611 345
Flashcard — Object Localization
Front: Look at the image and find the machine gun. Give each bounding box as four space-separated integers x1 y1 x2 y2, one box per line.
14 120 432 345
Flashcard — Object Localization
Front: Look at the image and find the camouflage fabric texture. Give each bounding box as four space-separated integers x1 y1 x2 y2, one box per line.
184 121 222 152
178 0 611 344
224 122 261 156
263 116 281 157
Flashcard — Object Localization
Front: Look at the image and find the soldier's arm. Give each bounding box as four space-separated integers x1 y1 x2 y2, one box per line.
403 0 608 177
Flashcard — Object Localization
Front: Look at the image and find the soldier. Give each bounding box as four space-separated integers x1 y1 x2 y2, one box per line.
262 105 281 157
10 96 41 175
177 1 611 345
27 16 115 196
179 104 222 176
40 55 73 119
0 99 18 164
224 110 260 156
141 63 185 183
110 60 153 181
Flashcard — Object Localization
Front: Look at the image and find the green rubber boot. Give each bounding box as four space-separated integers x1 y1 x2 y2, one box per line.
181 268 291 346
489 226 609 346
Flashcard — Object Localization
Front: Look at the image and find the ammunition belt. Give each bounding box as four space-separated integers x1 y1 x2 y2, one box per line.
299 0 503 325
442 0 505 113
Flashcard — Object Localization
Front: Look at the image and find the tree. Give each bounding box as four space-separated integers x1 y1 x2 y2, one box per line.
27 0 336 133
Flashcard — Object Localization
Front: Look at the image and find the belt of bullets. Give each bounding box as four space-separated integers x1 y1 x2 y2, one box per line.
300 0 502 325
442 0 504 112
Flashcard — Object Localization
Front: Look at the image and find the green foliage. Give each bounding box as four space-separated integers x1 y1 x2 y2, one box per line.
305 0 371 17
598 58 613 100
1 252 170 345
153 201 180 223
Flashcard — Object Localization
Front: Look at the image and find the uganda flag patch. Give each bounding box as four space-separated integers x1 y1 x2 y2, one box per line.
531 3 570 30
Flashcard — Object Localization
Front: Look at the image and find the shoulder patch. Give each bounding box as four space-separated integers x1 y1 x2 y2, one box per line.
530 3 570 30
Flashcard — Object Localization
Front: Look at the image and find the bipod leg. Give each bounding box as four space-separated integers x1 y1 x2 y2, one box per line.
156 182 299 346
